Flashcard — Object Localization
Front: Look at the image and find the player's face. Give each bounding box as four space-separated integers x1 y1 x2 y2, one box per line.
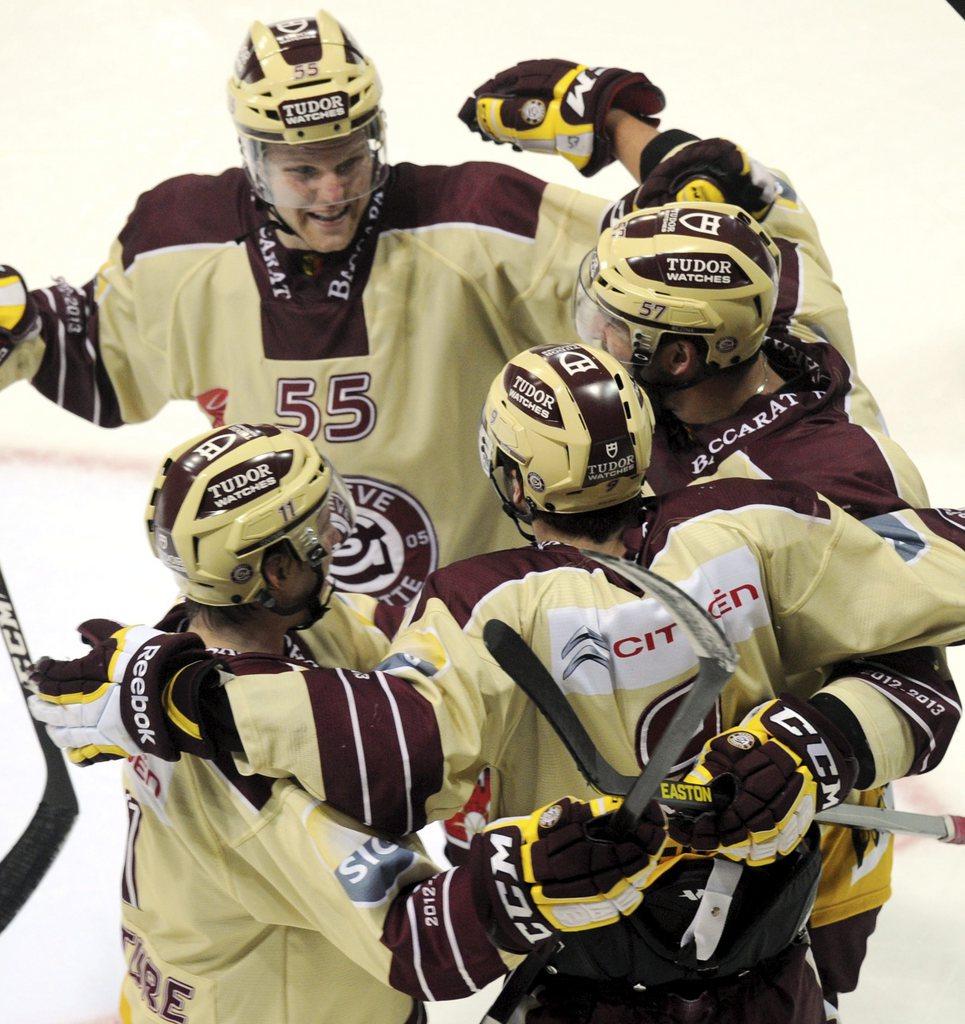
264 135 375 253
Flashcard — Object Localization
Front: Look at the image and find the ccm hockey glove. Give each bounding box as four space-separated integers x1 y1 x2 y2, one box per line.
29 620 224 764
467 795 667 953
634 136 780 219
0 265 40 367
459 60 664 176
669 695 858 867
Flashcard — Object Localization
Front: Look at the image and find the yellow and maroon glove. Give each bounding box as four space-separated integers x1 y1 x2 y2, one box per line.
458 60 664 176
29 620 225 765
669 696 858 866
0 265 40 368
467 795 667 953
635 137 780 219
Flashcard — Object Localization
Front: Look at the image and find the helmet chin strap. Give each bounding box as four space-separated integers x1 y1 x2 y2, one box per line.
487 468 536 544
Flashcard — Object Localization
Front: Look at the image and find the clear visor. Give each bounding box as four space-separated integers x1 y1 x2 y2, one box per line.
241 115 388 211
323 465 357 552
574 250 657 368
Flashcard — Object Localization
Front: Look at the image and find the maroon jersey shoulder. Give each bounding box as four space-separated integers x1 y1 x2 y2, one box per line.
118 167 260 269
411 544 595 628
383 161 547 240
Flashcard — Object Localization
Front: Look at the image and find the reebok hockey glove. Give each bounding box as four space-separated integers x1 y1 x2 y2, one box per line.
0 265 40 367
29 621 225 764
459 60 664 176
634 137 780 219
669 695 858 866
467 795 667 954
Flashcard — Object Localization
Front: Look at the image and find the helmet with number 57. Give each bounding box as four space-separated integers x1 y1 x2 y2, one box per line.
479 344 654 524
575 202 781 375
145 423 356 610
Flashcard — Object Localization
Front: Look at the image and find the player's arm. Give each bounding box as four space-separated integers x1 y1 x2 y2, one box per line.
649 491 964 864
0 241 177 426
29 589 517 838
268 791 666 1001
458 60 665 177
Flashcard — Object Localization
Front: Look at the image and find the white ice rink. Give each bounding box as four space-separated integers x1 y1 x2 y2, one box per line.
1 1 963 1020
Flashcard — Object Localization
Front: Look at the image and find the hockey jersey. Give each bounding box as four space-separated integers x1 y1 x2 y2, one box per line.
222 484 965 930
118 594 509 1024
3 161 874 600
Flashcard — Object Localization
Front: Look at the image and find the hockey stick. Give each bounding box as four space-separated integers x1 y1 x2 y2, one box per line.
477 556 738 1024
491 550 965 845
0 564 78 933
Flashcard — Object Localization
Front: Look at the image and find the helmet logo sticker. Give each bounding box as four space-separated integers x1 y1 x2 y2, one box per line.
505 368 563 425
329 477 438 605
279 92 349 128
679 212 723 236
716 337 738 353
555 349 598 377
527 472 546 492
231 564 254 583
194 431 247 462
153 528 187 577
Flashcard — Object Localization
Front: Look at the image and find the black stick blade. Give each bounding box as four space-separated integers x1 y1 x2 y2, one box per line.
0 799 78 933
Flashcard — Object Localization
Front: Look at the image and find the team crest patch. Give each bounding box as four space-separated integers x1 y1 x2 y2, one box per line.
329 476 438 604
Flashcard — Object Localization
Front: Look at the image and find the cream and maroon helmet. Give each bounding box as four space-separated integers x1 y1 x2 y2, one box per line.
228 9 387 208
575 201 781 373
145 423 355 606
480 344 654 519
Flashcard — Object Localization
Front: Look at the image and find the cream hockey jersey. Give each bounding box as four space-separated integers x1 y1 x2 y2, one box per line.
224 485 964 929
4 161 869 601
118 595 509 1024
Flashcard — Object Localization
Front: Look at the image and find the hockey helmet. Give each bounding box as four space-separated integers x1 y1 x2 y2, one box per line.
479 344 654 518
575 202 781 371
145 423 356 606
228 10 387 208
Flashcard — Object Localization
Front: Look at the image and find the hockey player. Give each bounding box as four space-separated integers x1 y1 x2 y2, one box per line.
30 421 669 1023
0 10 668 605
573 195 951 1013
3 16 878 606
32 346 965 1022
458 65 886 436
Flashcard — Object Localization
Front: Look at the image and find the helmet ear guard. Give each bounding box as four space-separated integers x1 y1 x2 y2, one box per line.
575 202 781 373
480 344 654 528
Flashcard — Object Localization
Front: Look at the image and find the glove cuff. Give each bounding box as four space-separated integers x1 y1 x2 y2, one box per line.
774 694 859 808
164 660 225 759
638 129 700 182
467 831 551 954
808 691 876 789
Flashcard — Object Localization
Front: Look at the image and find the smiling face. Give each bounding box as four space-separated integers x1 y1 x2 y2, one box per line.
261 134 377 252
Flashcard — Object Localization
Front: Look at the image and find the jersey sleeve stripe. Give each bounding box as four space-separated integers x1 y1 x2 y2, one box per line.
405 898 435 1001
336 668 373 825
376 671 414 835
